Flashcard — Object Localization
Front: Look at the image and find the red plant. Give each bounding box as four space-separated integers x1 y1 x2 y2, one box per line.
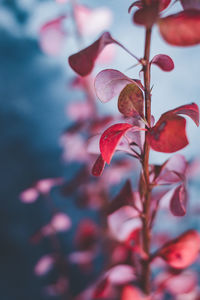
68 0 200 298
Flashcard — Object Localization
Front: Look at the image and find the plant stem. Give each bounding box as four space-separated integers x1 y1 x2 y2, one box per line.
141 27 152 294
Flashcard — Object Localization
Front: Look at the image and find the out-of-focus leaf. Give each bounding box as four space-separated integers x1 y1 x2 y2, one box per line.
69 32 115 76
159 10 200 46
158 230 200 269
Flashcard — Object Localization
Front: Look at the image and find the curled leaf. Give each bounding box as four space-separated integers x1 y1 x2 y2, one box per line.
164 102 199 126
170 184 187 216
69 32 115 76
100 123 145 164
151 54 174 71
159 10 200 46
94 69 140 103
92 155 106 177
158 230 200 269
100 123 133 164
118 83 144 118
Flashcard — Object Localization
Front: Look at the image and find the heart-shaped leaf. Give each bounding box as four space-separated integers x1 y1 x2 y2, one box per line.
159 10 200 46
118 83 144 118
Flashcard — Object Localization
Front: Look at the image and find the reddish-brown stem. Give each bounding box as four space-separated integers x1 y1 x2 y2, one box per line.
141 27 152 294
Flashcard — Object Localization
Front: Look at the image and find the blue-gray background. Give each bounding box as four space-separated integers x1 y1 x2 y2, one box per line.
0 0 200 299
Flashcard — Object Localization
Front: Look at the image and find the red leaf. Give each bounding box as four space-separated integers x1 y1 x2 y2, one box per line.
121 285 149 300
159 10 200 46
147 115 188 153
75 219 98 250
158 230 200 269
164 103 199 126
151 54 174 71
181 0 200 10
118 83 144 118
133 4 159 28
148 103 199 153
100 123 144 164
92 155 106 177
94 69 141 103
93 278 109 299
68 32 115 76
170 184 187 216
100 123 133 164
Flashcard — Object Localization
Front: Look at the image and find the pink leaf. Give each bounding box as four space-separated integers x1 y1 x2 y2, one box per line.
50 213 71 231
108 206 141 241
74 5 112 36
107 265 136 285
159 10 200 46
170 184 187 216
20 187 39 203
155 154 187 184
151 54 174 71
158 230 200 269
39 16 66 55
157 270 198 295
92 155 106 177
100 123 137 164
68 32 115 76
34 255 54 276
147 115 188 153
94 69 140 103
181 0 200 10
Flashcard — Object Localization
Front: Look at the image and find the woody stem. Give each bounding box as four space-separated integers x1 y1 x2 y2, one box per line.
141 26 152 294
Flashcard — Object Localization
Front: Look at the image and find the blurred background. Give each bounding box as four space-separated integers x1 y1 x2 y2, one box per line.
0 0 200 299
